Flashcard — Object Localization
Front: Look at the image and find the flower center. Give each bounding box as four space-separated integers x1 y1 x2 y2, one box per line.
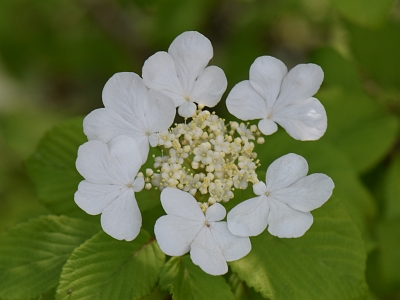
145 109 264 207
184 95 190 102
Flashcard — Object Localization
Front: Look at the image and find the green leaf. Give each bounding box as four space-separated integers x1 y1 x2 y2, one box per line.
26 117 90 219
384 154 400 219
227 273 266 300
327 0 394 27
159 256 236 300
230 196 367 300
376 217 400 293
56 230 165 300
311 47 362 92
348 21 400 88
0 215 100 300
320 88 398 173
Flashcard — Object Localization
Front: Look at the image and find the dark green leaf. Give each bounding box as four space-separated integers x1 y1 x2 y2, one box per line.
56 230 165 300
320 88 398 173
0 215 100 299
231 196 367 300
327 0 394 27
384 154 400 219
160 256 236 300
26 117 90 219
348 21 400 88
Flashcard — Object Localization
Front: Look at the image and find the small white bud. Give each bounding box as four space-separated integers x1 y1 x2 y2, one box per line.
145 183 152 190
257 137 265 144
145 169 154 176
208 197 216 204
230 121 239 130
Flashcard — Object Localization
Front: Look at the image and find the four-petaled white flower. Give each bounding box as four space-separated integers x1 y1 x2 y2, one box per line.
227 153 334 238
226 56 327 141
75 135 144 241
83 72 176 163
142 31 228 118
154 188 251 275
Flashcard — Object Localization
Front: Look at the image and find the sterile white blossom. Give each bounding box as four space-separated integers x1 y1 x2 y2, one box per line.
154 188 251 276
75 136 145 241
227 153 334 238
226 56 327 140
83 72 176 163
142 31 228 118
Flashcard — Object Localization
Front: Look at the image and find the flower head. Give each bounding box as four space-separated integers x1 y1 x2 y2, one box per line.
227 153 334 238
154 188 251 275
142 31 228 118
83 72 176 163
75 135 144 241
226 56 327 140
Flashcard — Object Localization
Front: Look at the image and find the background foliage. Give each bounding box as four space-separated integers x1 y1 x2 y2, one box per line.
1 0 400 299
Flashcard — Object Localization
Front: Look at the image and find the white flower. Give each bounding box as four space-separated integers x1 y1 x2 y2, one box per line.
83 72 176 163
75 136 145 241
226 56 327 141
227 153 334 238
154 188 251 276
142 31 228 118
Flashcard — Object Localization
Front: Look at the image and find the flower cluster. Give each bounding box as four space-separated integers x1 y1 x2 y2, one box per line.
146 110 263 209
75 31 334 276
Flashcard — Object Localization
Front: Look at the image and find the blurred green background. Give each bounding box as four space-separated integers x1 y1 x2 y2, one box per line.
1 0 400 298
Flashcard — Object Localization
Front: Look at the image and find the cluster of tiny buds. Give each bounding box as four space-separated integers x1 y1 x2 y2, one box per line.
142 109 265 211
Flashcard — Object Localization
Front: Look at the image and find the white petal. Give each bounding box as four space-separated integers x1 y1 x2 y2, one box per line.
253 181 267 196
102 72 148 124
76 140 119 185
249 56 287 110
137 136 150 164
107 136 143 182
275 64 324 110
83 108 140 143
144 90 176 133
133 177 145 192
149 133 158 147
271 173 334 212
168 31 213 93
190 228 228 276
272 97 327 141
190 66 227 107
75 181 121 215
265 153 308 192
160 188 205 221
205 203 226 222
142 51 185 106
100 188 142 241
178 101 197 118
227 196 269 237
154 215 203 256
258 118 278 135
211 222 251 262
226 81 268 120
268 200 313 238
